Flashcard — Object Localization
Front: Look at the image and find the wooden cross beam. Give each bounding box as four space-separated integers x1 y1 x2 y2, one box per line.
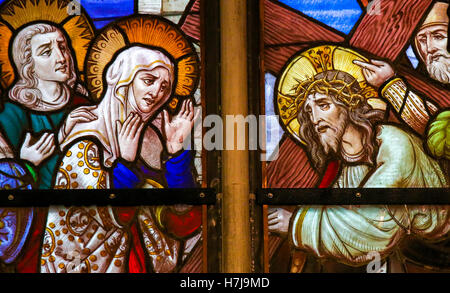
179 0 450 187
177 0 450 272
179 0 450 106
349 0 450 107
349 0 434 61
264 0 345 75
179 0 200 41
263 0 450 106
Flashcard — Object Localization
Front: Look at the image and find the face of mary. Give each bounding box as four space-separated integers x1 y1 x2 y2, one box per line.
131 67 172 115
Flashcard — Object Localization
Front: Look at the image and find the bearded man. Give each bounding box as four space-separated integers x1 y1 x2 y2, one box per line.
268 70 449 268
416 1 450 84
353 2 449 136
353 1 450 164
355 1 450 85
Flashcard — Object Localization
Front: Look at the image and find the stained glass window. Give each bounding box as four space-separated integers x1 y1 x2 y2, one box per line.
0 0 449 277
261 0 450 273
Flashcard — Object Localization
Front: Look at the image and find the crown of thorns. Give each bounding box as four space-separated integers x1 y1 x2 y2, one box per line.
291 70 364 112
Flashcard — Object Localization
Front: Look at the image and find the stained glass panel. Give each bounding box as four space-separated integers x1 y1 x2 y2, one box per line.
0 0 209 273
261 0 450 273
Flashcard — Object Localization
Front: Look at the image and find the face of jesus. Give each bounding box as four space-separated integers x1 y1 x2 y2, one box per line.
131 67 171 115
416 24 450 83
303 92 348 154
30 30 71 83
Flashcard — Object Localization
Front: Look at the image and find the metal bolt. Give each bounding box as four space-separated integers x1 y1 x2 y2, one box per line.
267 193 274 199
8 194 14 201
199 192 206 198
109 193 116 199
356 192 362 198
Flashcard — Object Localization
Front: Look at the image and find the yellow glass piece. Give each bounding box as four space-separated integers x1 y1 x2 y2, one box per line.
0 0 94 90
85 15 199 100
276 45 381 146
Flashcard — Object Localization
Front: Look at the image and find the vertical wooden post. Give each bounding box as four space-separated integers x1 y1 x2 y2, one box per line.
259 0 269 274
220 0 251 273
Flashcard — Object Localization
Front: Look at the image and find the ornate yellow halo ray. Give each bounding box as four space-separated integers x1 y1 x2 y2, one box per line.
0 0 95 90
86 15 200 105
276 44 386 145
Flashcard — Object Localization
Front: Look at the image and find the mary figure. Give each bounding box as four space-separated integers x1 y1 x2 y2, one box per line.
42 45 201 273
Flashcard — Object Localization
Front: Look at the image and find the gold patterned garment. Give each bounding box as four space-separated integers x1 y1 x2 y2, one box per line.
138 207 180 272
41 206 128 273
55 140 108 190
42 140 126 273
381 78 439 135
42 140 180 273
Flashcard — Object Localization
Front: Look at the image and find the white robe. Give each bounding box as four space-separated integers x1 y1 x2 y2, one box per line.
291 125 450 266
41 140 180 273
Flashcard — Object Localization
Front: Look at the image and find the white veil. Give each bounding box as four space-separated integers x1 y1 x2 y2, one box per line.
61 46 174 167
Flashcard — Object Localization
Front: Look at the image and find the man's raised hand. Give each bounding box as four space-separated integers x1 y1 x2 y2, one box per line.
353 59 395 88
20 132 56 166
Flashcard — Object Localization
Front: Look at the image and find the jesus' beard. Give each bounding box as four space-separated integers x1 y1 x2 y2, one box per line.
317 110 348 155
426 51 450 84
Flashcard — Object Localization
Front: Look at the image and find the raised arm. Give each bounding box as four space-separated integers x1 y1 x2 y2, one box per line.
353 59 439 135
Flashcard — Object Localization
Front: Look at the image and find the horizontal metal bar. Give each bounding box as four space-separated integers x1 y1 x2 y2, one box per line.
0 188 216 207
257 188 450 205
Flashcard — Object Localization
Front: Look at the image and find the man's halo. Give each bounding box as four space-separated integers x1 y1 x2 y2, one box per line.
275 44 384 146
0 0 95 90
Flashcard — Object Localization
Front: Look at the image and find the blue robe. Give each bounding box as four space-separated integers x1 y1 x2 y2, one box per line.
113 150 196 189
